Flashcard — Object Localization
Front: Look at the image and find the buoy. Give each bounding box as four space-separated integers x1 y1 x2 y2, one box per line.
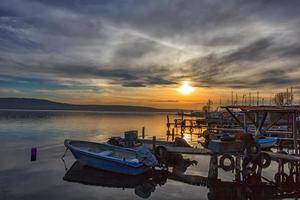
31 147 37 161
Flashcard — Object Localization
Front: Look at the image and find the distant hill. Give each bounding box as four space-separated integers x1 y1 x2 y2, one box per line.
0 98 184 112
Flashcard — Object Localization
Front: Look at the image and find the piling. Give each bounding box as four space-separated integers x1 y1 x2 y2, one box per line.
235 156 241 182
152 136 156 152
293 112 298 154
172 128 175 141
208 155 218 181
142 127 145 139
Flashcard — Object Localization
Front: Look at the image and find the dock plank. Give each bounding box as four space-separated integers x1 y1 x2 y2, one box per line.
164 146 213 155
140 139 212 155
264 151 300 162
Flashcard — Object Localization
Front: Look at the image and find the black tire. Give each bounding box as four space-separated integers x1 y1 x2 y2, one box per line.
255 152 271 168
219 154 235 171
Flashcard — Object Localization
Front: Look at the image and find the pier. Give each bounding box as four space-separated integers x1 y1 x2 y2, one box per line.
141 105 300 186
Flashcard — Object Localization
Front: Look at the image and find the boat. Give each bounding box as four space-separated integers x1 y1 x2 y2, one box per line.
64 139 156 175
256 137 277 149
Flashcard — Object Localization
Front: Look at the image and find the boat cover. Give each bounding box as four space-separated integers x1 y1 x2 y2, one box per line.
257 137 277 144
136 145 158 167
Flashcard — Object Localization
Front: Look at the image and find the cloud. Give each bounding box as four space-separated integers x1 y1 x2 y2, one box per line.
0 0 300 103
0 74 103 92
186 37 300 89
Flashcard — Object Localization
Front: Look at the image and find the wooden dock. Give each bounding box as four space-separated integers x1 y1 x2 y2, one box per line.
162 146 212 155
140 139 212 155
264 151 300 162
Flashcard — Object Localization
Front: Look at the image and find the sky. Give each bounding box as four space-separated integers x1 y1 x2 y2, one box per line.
0 0 300 109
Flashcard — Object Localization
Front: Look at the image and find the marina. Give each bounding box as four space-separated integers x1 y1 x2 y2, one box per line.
2 0 300 199
57 103 300 189
1 106 300 199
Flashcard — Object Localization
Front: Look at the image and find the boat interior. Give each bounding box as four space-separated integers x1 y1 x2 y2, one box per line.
70 141 138 162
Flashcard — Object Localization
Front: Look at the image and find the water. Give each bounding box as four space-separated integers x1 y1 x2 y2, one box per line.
0 110 299 200
0 110 209 200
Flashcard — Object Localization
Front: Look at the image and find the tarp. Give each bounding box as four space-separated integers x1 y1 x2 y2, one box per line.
136 145 158 167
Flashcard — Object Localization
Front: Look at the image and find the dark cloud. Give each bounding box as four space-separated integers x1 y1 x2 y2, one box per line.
223 38 273 63
0 75 102 91
115 38 158 59
0 0 300 95
187 37 300 89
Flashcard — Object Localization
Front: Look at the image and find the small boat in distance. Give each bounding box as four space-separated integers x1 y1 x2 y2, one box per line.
64 139 156 175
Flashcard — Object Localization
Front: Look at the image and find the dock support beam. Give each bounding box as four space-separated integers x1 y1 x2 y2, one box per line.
255 112 267 137
142 127 145 139
235 156 241 182
208 154 218 182
262 113 286 134
172 128 175 141
225 107 244 129
152 136 156 152
293 112 298 154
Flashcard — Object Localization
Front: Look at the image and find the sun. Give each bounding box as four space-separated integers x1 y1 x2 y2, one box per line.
178 81 194 95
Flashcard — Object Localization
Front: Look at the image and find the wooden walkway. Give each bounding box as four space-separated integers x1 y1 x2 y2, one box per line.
162 146 212 155
140 139 300 159
264 151 300 162
140 139 213 155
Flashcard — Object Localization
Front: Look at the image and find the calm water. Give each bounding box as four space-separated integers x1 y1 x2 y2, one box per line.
0 110 297 200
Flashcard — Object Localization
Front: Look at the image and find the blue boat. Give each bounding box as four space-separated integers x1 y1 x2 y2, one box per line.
64 139 152 175
257 137 277 149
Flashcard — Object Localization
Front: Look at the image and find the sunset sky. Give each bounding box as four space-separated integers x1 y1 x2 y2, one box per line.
0 0 300 109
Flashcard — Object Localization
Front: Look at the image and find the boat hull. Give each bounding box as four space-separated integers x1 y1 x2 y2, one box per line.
257 137 277 149
65 140 149 175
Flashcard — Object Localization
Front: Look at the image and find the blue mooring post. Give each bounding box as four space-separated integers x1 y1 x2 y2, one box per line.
31 147 37 161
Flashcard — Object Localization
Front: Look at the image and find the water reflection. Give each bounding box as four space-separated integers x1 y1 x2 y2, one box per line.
62 153 300 200
0 110 168 147
208 179 300 200
63 161 168 199
61 152 198 199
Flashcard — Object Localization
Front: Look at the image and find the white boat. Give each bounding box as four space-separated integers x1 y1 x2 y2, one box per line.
64 139 157 175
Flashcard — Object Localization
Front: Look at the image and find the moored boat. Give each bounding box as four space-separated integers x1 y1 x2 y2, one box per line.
64 139 157 175
256 137 277 149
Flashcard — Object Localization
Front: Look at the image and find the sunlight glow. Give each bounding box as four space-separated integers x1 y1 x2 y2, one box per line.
178 81 194 95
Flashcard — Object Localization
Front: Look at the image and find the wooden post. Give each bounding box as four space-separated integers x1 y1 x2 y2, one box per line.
208 154 218 181
142 127 145 139
293 112 298 154
152 136 156 152
235 156 241 182
256 112 267 136
172 128 175 141
257 91 259 106
243 112 247 133
225 107 245 129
